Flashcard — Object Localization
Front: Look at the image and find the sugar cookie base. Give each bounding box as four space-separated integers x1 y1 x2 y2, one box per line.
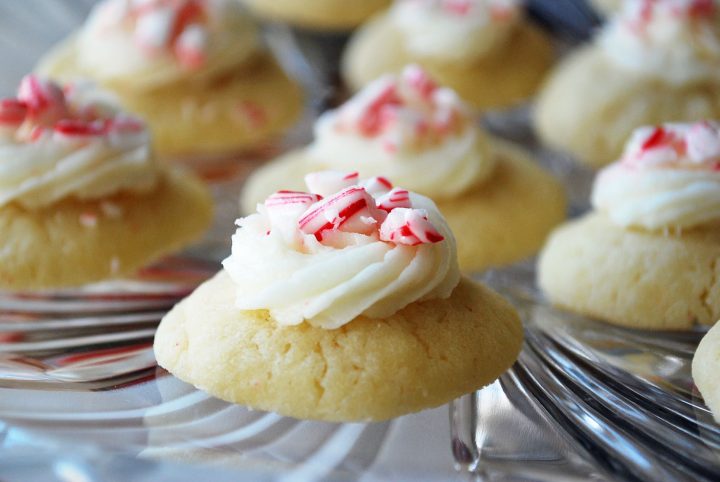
538 213 720 330
692 323 720 423
154 271 522 422
241 0 391 30
0 170 212 290
534 46 720 168
38 40 303 159
342 13 554 110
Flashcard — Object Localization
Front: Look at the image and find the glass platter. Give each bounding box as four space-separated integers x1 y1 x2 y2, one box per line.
0 2 718 481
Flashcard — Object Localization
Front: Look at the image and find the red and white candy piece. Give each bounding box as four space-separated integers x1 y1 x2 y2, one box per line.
17 75 69 126
377 187 412 212
379 208 445 246
359 176 393 197
175 23 208 69
401 64 438 100
0 99 28 127
298 186 385 240
265 190 322 239
686 121 720 164
305 171 359 197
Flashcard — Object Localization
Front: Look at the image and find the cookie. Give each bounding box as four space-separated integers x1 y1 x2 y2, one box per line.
154 271 523 422
241 140 566 272
0 170 212 290
40 45 303 159
241 0 391 30
534 46 720 168
342 13 553 110
36 0 303 159
538 213 720 330
692 322 720 423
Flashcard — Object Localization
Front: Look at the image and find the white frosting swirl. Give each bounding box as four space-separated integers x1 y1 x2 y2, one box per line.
391 0 522 62
0 76 158 209
599 0 720 84
593 121 720 229
76 0 260 91
222 173 460 329
308 66 494 199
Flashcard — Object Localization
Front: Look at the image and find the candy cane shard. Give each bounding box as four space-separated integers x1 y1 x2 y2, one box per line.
17 75 69 126
359 176 393 196
298 186 385 240
376 187 412 212
0 99 28 127
379 208 444 246
305 171 359 197
265 190 322 243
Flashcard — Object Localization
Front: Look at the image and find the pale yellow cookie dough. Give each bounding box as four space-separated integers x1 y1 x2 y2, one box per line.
0 169 212 290
538 213 720 330
154 271 523 422
241 140 567 272
38 42 303 159
692 322 720 423
342 13 554 110
241 0 391 30
534 46 720 168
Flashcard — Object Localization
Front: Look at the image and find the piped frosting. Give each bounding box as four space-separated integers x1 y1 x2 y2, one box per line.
593 120 720 229
309 65 494 199
0 75 158 209
600 0 720 84
390 0 522 62
222 171 460 329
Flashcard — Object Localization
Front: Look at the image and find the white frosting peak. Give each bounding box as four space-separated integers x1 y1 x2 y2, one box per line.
600 0 720 84
222 172 460 329
391 0 522 62
76 0 260 90
309 66 495 199
593 121 720 229
0 75 158 209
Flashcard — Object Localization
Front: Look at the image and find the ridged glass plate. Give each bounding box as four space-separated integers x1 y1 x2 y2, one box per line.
1 2 719 482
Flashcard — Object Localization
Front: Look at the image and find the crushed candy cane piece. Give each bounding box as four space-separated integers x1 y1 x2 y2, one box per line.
379 208 444 246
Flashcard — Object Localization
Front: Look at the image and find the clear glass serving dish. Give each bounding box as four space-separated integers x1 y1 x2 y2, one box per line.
0 2 718 482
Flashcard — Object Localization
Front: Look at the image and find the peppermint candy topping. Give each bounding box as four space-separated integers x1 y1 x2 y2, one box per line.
102 0 209 69
304 171 359 197
625 0 717 30
622 121 720 169
379 208 445 246
400 0 520 19
1 75 147 143
333 65 468 151
265 171 445 247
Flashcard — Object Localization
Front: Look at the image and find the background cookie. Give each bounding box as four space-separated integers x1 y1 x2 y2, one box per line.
534 46 720 168
342 13 553 110
538 213 720 330
692 322 720 423
39 43 303 159
241 0 391 30
241 141 566 272
0 170 212 290
154 271 523 422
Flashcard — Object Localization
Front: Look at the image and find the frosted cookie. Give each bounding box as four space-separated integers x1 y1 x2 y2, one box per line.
37 0 302 159
155 173 523 422
693 322 720 422
243 66 567 271
535 0 720 168
342 0 554 110
539 121 720 329
0 75 212 290
241 0 391 31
